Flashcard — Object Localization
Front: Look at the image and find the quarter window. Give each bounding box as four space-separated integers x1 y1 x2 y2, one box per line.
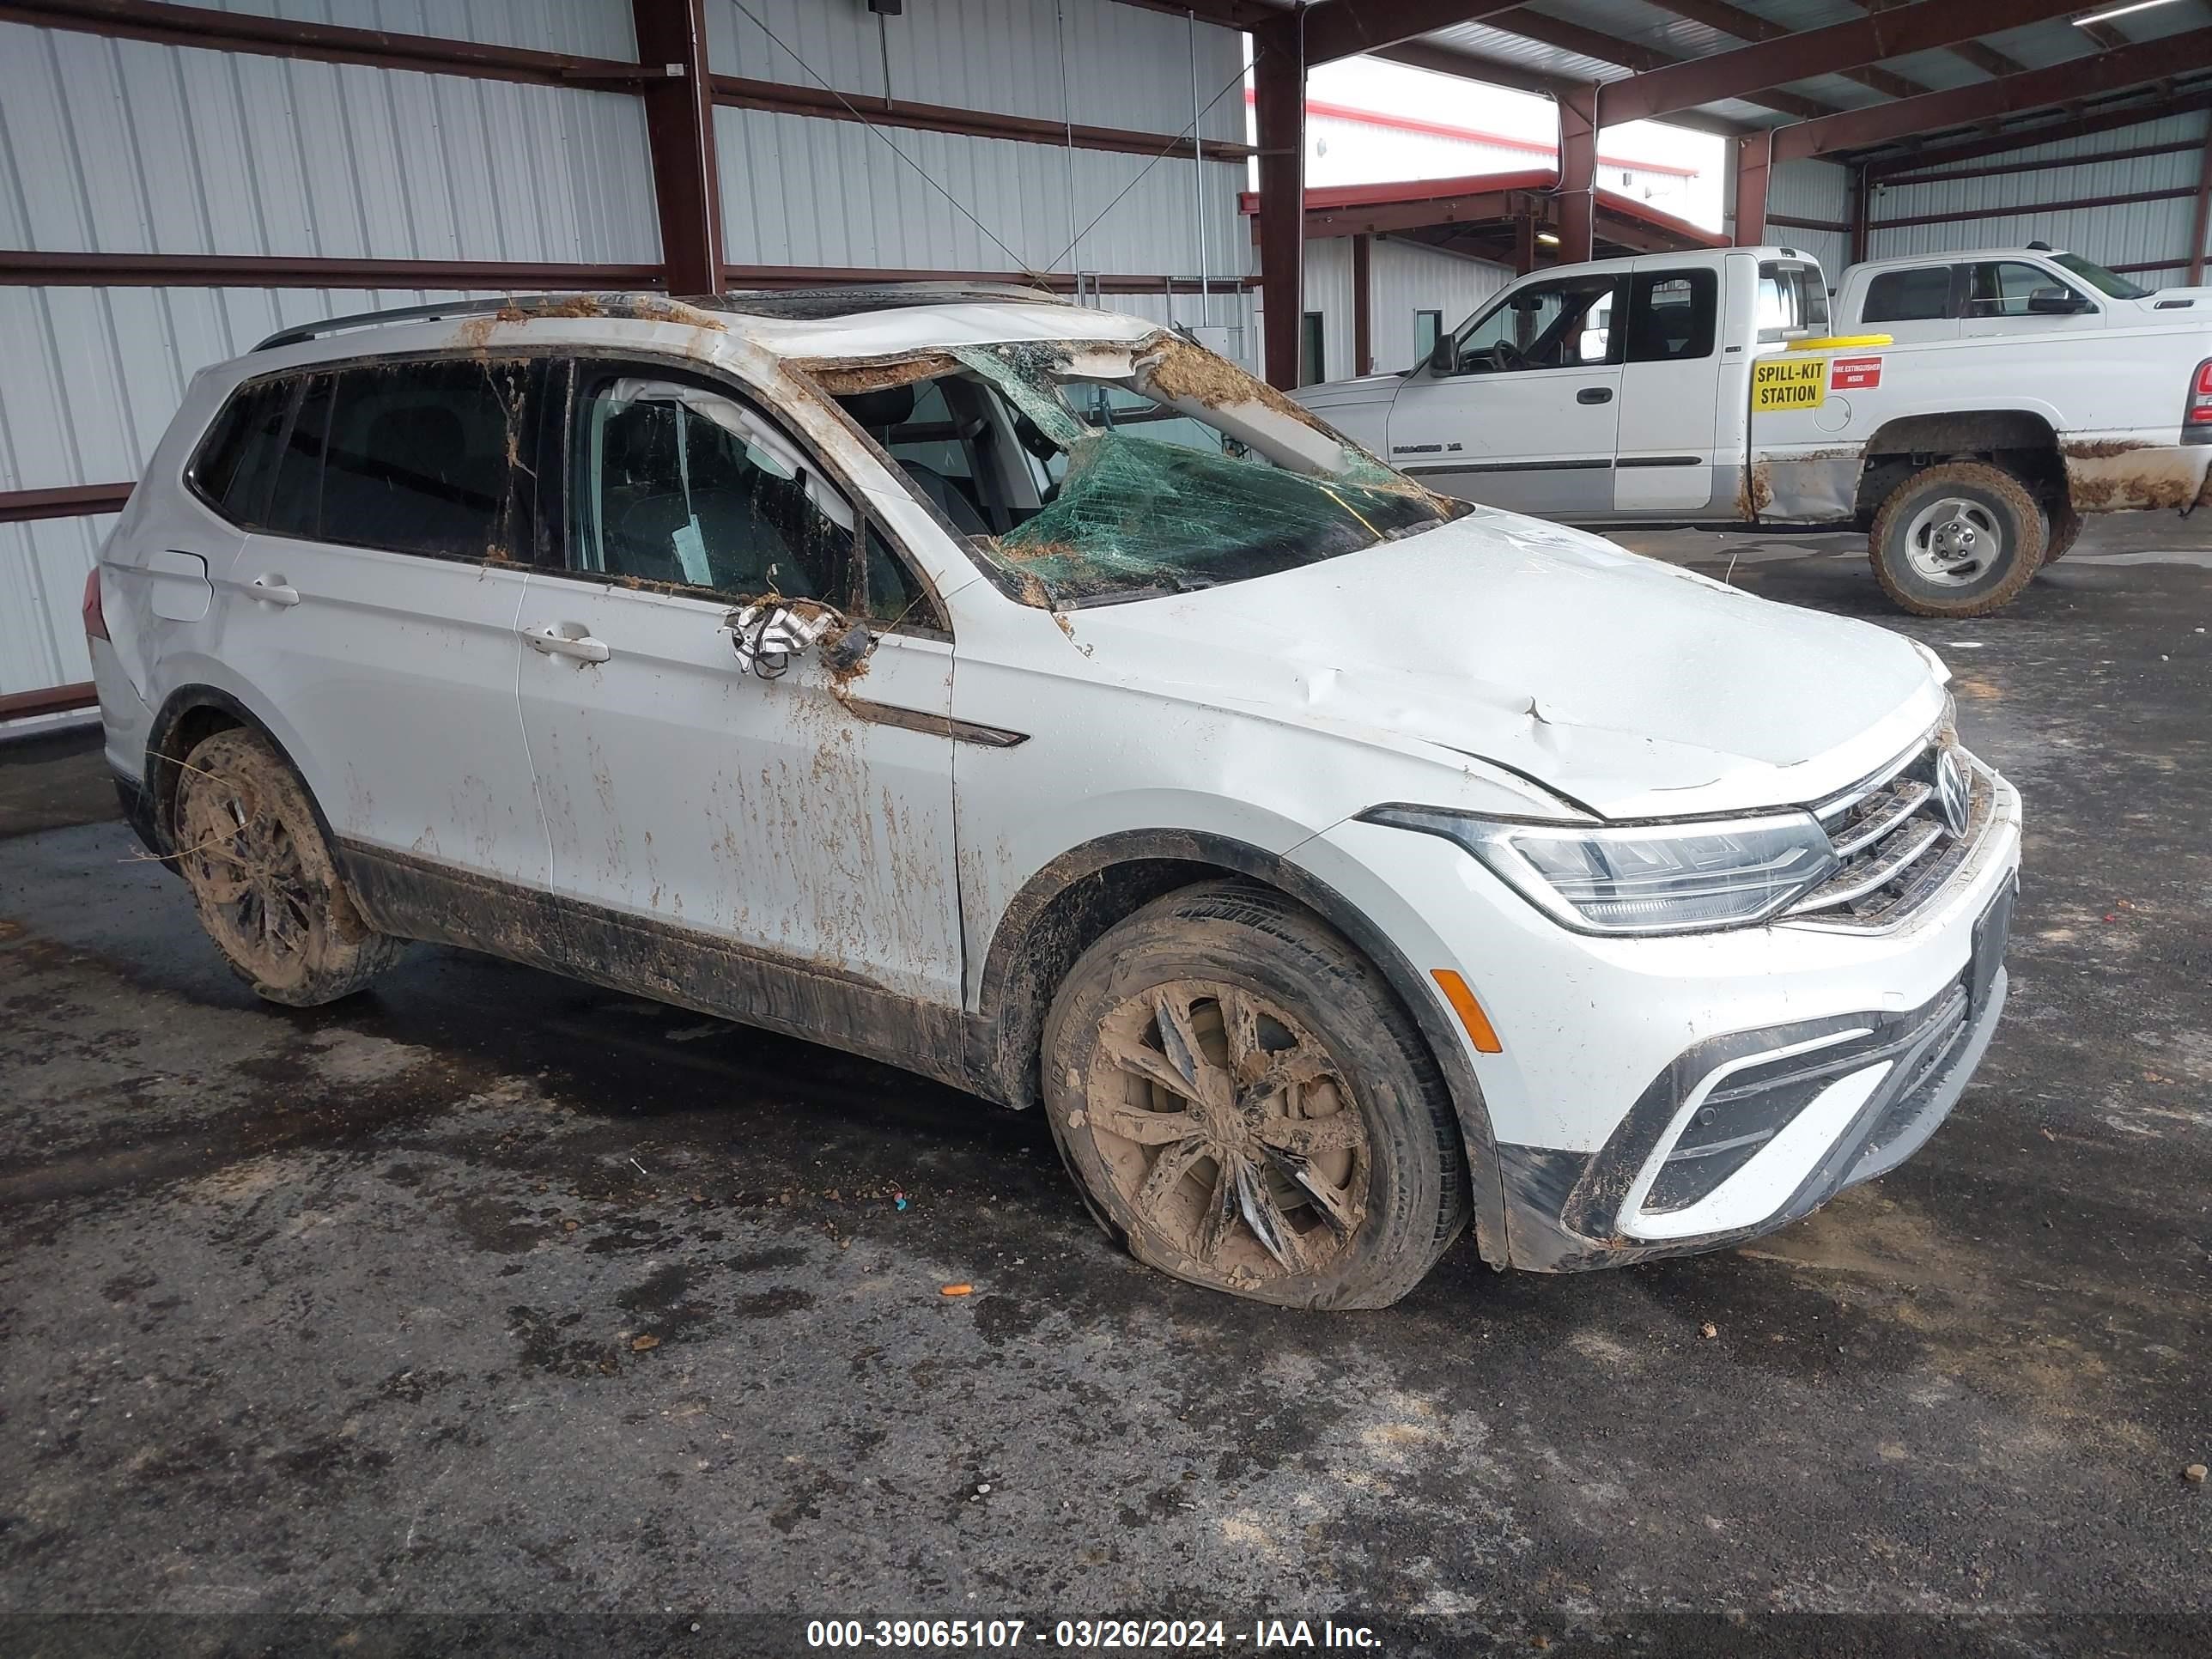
1626 270 1717 362
190 376 296 526
1862 266 1956 324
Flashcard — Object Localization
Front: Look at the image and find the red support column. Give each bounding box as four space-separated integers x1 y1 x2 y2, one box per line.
1850 162 1869 265
631 0 723 295
1734 131 1771 247
2190 136 2212 285
1555 84 1597 264
1512 213 1538 276
1352 233 1372 375
1253 15 1307 388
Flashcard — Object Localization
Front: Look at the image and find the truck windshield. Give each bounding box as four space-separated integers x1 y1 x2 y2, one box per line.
833 337 1460 610
2051 252 2149 301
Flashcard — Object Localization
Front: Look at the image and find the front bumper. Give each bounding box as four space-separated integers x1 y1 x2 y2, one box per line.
1293 753 2021 1273
1497 878 2012 1270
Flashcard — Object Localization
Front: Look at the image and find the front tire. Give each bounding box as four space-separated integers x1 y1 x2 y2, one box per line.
1041 882 1469 1310
173 728 403 1006
1868 461 2044 617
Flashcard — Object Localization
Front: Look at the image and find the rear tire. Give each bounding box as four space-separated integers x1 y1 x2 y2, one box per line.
1869 462 2044 617
173 728 404 1006
1040 881 1469 1310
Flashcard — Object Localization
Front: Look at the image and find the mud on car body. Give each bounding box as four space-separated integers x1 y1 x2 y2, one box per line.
87 286 2021 1308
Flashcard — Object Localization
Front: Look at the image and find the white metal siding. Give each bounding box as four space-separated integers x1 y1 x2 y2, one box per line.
1868 112 2212 288
707 0 1249 149
1295 235 1513 382
1765 158 1850 288
191 0 640 59
714 108 1248 283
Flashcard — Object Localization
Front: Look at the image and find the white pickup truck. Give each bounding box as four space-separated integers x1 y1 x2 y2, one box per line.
1296 243 2212 617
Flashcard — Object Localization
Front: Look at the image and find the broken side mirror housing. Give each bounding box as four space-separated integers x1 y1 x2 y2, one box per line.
1428 337 1457 374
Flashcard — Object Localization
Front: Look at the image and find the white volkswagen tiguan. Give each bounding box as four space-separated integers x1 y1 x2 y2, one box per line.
85 288 2021 1307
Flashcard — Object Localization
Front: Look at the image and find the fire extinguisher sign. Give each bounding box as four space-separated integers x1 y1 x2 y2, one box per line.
1831 356 1883 391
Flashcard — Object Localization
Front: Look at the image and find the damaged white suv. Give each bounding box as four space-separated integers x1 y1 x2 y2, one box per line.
88 287 2021 1307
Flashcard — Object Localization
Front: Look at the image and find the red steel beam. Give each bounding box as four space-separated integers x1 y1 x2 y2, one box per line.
1484 8 1837 121
1304 2 1523 66
0 483 133 521
0 0 652 86
0 683 97 722
1253 14 1307 390
0 252 663 288
2190 139 2212 284
1778 27 2212 161
710 74 1254 162
724 264 1258 293
1734 132 1771 246
1352 234 1373 375
631 0 720 297
1882 137 2205 186
1603 0 2088 128
1556 84 1597 264
1850 0 2024 79
1867 185 2197 231
1868 88 2212 176
1643 0 1926 102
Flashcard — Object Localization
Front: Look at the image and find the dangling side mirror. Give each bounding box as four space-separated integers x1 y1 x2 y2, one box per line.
1428 337 1457 374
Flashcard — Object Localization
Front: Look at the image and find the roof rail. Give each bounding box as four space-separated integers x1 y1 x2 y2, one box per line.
252 295 610 352
250 279 1073 353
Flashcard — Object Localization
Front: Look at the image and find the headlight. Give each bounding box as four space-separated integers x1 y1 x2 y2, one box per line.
1363 806 1840 936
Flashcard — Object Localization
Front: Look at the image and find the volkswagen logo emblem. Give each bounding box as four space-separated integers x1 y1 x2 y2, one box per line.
1935 748 1970 838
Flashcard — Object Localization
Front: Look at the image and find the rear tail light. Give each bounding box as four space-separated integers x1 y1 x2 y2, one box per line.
2192 359 2212 424
81 567 109 641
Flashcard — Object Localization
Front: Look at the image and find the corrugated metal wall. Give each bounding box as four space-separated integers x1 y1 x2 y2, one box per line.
1765 158 1851 288
1299 236 1513 383
1868 112 2212 288
708 0 1251 313
1 0 1249 715
0 0 659 712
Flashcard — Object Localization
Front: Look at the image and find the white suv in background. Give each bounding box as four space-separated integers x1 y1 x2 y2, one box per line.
85 289 2021 1306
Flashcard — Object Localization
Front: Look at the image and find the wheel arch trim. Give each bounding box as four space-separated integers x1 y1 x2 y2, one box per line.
970 826 1508 1269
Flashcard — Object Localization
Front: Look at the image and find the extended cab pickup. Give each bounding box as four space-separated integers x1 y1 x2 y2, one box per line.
1296 245 2212 617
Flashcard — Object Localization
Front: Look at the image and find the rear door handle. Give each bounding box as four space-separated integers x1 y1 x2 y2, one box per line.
248 575 301 607
526 623 611 664
1577 386 1614 404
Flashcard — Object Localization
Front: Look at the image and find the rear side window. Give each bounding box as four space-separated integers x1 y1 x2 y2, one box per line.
1862 266 1956 324
1626 270 1717 362
319 359 527 559
191 377 296 525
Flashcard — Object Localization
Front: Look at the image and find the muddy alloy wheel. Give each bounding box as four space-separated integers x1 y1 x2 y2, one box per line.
1043 882 1470 1309
1868 461 2044 618
1080 979 1370 1284
173 728 403 1006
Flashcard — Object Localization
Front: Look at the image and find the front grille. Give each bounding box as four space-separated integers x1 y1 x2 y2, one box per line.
1786 736 1993 930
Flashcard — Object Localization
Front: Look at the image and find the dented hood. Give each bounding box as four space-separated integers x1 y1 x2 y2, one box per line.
1063 508 1944 820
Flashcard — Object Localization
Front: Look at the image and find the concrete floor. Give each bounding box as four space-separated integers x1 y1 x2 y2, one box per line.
3 519 2209 1655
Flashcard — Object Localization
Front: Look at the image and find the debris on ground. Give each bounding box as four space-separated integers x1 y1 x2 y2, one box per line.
1700 1322 1718 1340
2186 1464 2207 1484
941 1284 974 1297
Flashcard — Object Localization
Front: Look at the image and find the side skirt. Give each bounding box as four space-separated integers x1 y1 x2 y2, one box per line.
336 841 981 1097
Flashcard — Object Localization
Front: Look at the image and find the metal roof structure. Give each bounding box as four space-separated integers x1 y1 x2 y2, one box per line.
1165 0 2212 382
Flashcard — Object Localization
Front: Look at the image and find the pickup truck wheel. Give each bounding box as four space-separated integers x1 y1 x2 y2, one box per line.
2041 501 2083 564
1869 463 2044 617
1041 882 1470 1310
173 729 404 1006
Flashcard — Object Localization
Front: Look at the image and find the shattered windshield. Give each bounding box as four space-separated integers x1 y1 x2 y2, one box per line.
823 335 1460 609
